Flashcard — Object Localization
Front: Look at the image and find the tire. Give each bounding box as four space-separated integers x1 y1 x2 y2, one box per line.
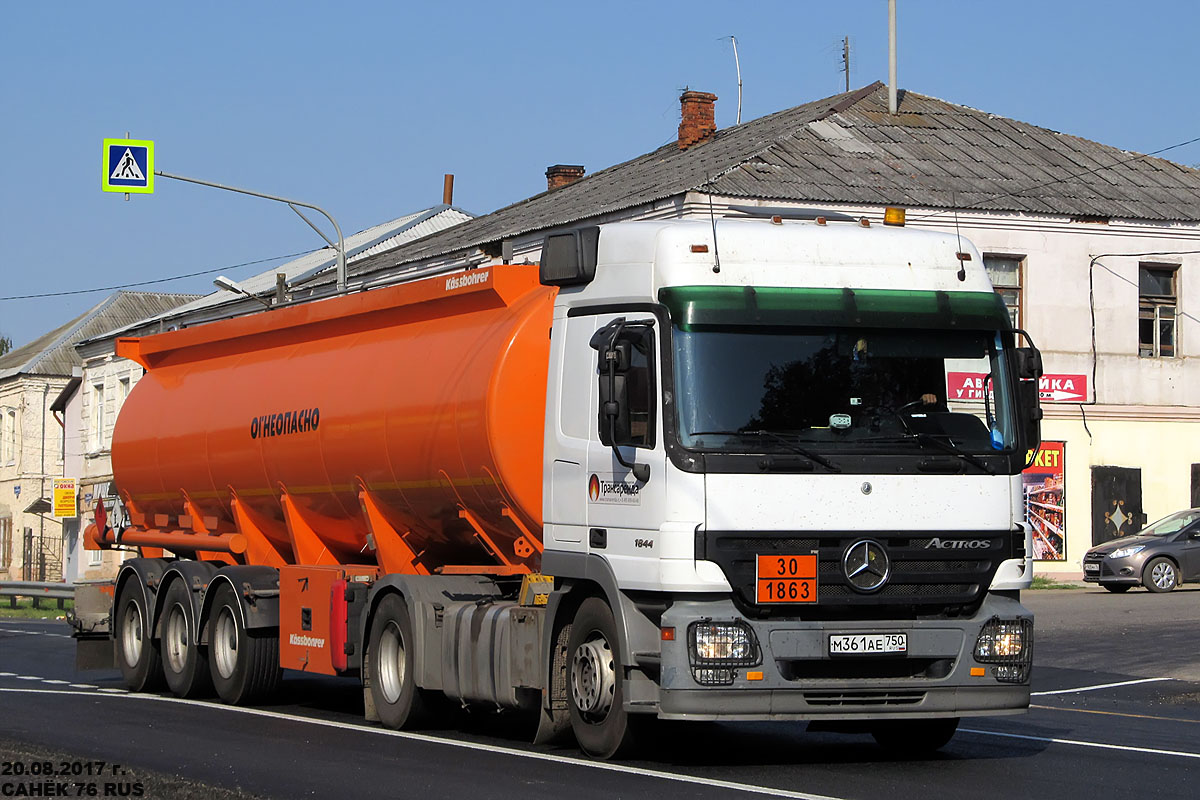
207 583 281 704
367 593 436 729
113 578 165 692
1103 584 1132 593
872 717 959 755
567 597 640 759
160 579 213 698
1143 557 1178 593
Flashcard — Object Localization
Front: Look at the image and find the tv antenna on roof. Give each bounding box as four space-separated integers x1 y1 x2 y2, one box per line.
727 36 743 125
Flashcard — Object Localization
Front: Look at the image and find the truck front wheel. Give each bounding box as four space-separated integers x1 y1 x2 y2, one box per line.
367 594 435 729
114 579 164 692
161 579 212 698
207 583 280 704
567 597 639 759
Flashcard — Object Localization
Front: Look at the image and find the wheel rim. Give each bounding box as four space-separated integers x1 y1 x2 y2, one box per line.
1152 562 1175 589
165 603 189 673
120 600 143 668
571 631 616 720
377 621 406 705
212 607 238 680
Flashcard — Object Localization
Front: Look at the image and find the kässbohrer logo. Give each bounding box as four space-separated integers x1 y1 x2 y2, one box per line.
445 271 489 291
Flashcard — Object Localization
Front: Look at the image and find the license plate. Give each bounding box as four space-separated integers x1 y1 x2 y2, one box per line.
755 554 817 603
1084 563 1100 572
829 633 907 655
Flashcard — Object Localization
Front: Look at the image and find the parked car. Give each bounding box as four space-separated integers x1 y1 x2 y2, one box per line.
1082 508 1200 592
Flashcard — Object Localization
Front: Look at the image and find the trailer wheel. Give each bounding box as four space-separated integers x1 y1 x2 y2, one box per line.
208 583 280 705
367 594 435 729
160 579 212 698
114 578 165 692
871 717 959 755
567 597 639 759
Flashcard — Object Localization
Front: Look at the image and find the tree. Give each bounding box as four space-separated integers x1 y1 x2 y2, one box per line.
0 335 11 356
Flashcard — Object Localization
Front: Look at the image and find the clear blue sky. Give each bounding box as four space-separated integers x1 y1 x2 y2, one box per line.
2 1 1197 348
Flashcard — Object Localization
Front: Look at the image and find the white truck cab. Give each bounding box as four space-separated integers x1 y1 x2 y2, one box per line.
539 217 1041 754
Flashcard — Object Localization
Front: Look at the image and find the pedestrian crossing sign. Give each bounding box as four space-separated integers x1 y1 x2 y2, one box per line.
102 138 154 193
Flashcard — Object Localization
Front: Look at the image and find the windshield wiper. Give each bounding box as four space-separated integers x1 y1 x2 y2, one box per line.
688 430 842 473
867 433 994 475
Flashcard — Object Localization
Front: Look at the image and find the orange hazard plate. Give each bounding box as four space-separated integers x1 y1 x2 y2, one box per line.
755 554 817 603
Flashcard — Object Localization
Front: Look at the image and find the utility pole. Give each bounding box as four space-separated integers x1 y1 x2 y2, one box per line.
843 36 851 93
888 0 898 114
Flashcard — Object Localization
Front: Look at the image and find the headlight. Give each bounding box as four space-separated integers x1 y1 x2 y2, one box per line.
974 617 1033 684
1109 545 1146 559
687 620 761 686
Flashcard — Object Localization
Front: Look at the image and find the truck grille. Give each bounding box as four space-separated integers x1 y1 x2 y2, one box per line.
700 530 1013 619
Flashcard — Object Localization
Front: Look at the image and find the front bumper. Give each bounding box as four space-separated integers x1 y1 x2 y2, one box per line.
1082 554 1146 585
656 592 1031 721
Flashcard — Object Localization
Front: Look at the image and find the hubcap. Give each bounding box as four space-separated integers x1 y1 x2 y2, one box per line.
165 603 189 673
212 607 238 680
377 621 406 704
1153 562 1175 589
120 600 143 668
571 632 616 720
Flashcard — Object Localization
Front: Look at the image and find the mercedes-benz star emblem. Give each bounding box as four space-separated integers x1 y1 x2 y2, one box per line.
842 539 890 592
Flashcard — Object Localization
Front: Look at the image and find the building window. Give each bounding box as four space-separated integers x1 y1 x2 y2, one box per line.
1139 264 1177 357
983 254 1023 329
118 376 131 407
1 409 13 464
88 545 103 567
91 383 105 451
0 518 11 568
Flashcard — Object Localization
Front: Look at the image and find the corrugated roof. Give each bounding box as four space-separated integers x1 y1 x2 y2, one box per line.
347 82 1200 278
0 291 198 380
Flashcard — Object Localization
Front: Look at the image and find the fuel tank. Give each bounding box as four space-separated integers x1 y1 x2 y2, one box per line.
108 265 555 573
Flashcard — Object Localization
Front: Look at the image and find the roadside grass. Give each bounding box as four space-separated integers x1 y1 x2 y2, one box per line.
0 597 74 619
1030 575 1079 590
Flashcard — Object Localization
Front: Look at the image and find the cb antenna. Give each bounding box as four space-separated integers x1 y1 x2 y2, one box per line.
728 36 743 125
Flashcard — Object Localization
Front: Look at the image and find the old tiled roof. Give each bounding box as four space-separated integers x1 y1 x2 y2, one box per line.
0 291 198 380
348 82 1200 277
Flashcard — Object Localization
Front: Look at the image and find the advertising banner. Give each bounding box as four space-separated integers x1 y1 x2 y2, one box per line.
1023 442 1065 560
52 477 78 519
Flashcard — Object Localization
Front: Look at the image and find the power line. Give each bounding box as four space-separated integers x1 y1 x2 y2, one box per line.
0 250 312 302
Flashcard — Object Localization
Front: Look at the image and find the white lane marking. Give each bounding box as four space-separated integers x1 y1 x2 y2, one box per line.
43 679 70 685
68 683 97 689
0 687 840 800
0 672 15 676
98 687 128 693
15 675 41 680
961 727 1200 761
1032 677 1169 696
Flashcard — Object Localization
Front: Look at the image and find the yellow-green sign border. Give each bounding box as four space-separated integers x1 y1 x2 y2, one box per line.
102 138 155 194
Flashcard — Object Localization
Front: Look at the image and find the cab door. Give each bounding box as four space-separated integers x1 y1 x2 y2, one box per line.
584 313 667 590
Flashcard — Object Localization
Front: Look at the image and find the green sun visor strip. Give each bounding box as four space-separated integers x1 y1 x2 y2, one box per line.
658 286 1013 332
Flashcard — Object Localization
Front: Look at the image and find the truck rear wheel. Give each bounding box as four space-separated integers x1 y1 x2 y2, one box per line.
871 717 959 755
207 583 280 705
567 597 639 759
367 594 435 729
114 579 165 692
161 579 212 698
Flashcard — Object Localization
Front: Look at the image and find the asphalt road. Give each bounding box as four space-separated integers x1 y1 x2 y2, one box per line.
3 586 1199 799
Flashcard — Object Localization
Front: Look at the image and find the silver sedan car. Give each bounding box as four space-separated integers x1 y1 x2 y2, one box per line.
1082 508 1200 592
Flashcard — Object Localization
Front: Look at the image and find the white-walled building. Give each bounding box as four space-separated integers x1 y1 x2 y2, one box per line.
338 83 1199 580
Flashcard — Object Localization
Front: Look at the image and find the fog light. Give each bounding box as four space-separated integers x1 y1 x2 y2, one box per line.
688 620 761 686
973 617 1033 684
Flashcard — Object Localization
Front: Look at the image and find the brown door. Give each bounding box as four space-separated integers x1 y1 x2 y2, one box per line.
1091 466 1144 546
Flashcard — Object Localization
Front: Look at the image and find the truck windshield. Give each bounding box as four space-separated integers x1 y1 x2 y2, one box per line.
661 286 1018 455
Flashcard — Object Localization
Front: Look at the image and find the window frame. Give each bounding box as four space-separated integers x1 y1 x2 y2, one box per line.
983 253 1025 331
1138 262 1179 358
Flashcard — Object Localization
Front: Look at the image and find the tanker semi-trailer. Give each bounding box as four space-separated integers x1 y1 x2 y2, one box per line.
76 216 1043 759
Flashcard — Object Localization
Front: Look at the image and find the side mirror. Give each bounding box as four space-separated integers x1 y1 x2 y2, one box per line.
590 319 653 482
1015 347 1042 380
1017 380 1043 451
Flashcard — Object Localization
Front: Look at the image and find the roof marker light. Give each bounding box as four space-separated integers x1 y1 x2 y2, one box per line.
859 217 871 228
691 244 709 253
883 207 906 226
956 252 972 261
816 217 827 226
771 215 783 224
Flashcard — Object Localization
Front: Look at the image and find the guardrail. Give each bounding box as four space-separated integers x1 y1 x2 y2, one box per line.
0 580 75 609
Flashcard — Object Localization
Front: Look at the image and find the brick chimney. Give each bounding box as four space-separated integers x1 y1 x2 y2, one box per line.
546 164 585 190
678 90 717 149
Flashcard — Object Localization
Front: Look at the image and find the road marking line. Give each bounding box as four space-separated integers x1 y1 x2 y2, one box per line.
98 687 129 693
0 687 841 800
961 727 1200 760
68 683 97 689
1031 705 1200 724
1031 677 1169 696
15 675 42 681
42 679 70 685
0 672 15 676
